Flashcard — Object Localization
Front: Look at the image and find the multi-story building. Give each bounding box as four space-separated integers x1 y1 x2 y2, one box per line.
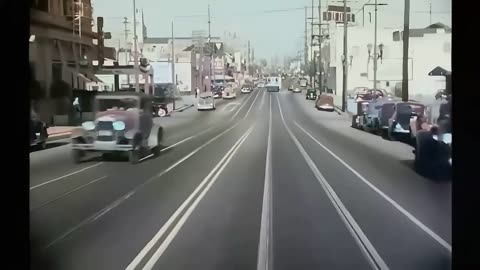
30 0 115 94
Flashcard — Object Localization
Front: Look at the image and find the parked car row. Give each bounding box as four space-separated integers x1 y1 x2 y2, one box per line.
351 92 451 175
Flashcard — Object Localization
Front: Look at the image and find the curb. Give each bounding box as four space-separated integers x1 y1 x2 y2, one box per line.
47 132 71 142
172 104 194 113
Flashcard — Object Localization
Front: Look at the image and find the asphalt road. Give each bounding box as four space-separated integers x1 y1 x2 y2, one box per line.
30 86 451 270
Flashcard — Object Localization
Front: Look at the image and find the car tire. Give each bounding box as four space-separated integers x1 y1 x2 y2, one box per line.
129 148 140 164
351 115 358 129
72 149 84 164
158 108 167 117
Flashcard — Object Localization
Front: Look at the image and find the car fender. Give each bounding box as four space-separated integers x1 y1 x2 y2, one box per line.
70 127 86 139
125 129 142 142
148 125 163 148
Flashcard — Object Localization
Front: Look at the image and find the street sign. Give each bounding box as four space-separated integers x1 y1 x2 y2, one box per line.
215 42 223 51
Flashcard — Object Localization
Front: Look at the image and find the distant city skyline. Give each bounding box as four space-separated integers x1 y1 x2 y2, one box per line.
92 0 451 61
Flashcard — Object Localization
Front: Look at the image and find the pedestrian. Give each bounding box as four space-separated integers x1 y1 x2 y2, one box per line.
195 87 200 98
73 97 82 125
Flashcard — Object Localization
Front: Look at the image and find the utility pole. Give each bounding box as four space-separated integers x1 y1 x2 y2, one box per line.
132 0 140 92
123 17 130 85
310 0 314 87
342 0 348 112
318 0 322 94
208 5 213 92
402 0 410 102
171 21 176 109
304 6 308 71
429 1 432 25
373 0 378 91
248 40 251 76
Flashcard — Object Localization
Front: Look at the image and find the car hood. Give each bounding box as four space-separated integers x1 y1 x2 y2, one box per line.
96 111 138 130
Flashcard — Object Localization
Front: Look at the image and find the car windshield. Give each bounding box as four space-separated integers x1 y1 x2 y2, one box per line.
96 98 139 112
31 2 452 270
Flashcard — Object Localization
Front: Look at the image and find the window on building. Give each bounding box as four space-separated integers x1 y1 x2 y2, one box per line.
63 0 72 16
335 13 339 21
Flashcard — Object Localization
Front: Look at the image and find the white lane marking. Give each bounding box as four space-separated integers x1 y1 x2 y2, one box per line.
127 126 254 270
230 91 256 121
161 125 216 153
277 96 389 270
293 121 453 253
142 127 254 270
30 162 104 190
243 89 262 120
93 191 135 221
257 94 272 270
222 103 239 112
44 123 240 250
31 176 108 211
259 88 267 108
43 186 133 250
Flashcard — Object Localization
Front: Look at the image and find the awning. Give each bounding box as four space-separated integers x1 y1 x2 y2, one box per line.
428 66 451 76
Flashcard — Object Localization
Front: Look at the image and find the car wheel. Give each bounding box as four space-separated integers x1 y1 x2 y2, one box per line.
158 108 167 117
72 149 84 164
351 115 358 129
129 148 140 164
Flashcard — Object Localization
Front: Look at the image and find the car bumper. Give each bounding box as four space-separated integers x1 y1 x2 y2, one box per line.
317 105 334 110
72 141 133 151
223 95 236 99
198 105 214 110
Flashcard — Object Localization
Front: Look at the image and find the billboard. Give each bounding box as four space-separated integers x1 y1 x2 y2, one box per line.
175 63 192 93
151 62 173 84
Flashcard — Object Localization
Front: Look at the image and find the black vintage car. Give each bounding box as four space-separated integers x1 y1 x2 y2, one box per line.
30 109 48 150
306 89 317 100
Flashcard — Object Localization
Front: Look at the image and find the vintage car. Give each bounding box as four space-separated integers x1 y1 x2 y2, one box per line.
355 88 385 102
315 95 335 111
348 87 369 99
413 98 451 175
306 89 317 100
70 92 163 164
288 85 294 91
30 108 49 150
360 97 397 133
212 86 223 99
223 83 237 99
292 87 301 93
351 100 370 129
387 101 426 140
241 87 251 94
198 93 216 111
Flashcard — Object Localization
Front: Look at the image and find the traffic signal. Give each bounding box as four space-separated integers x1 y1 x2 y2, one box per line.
97 17 104 67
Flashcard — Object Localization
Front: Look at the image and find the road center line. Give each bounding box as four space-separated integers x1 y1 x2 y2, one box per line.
293 120 452 253
43 122 241 251
277 96 389 270
127 126 254 270
230 90 256 121
243 89 262 120
257 94 273 270
30 162 104 190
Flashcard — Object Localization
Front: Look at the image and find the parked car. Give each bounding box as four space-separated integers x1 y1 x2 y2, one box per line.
355 88 385 102
70 92 163 164
198 93 216 111
306 89 317 100
30 108 48 150
360 97 397 133
315 95 335 111
413 98 451 175
349 87 369 99
213 86 223 99
387 101 426 140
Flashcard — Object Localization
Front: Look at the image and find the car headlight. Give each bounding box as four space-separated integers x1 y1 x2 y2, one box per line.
113 121 126 131
82 121 95 131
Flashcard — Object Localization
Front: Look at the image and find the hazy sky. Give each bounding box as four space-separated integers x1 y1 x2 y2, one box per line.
92 0 451 60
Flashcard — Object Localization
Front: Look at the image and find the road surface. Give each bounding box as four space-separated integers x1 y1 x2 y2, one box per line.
30 87 451 270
